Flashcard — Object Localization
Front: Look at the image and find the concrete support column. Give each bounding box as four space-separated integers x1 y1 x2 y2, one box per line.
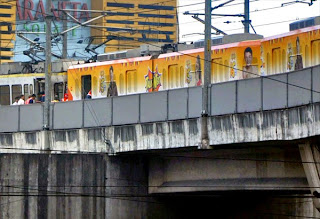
105 156 170 218
299 143 320 211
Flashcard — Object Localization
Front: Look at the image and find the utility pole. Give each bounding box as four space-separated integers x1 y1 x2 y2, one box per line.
244 0 250 33
62 12 67 59
200 0 212 149
44 0 52 137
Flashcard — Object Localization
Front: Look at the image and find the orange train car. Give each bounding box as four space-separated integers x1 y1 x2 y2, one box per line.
68 56 154 101
67 24 320 100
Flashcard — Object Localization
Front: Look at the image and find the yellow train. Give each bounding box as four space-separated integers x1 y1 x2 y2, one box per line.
67 24 320 101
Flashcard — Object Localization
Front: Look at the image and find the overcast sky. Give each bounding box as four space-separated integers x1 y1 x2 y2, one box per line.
177 0 320 43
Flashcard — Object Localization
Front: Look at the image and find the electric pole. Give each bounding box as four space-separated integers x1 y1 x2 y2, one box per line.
244 0 250 33
44 0 52 135
201 0 212 149
62 12 68 59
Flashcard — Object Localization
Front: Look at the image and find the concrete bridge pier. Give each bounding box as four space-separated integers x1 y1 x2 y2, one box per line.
299 143 320 211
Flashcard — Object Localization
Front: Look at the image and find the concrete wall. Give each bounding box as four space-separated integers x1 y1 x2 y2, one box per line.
149 146 307 194
1 102 320 154
0 154 106 219
0 154 169 219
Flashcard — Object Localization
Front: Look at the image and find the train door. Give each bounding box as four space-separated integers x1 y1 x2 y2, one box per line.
54 82 65 101
272 48 281 74
212 58 222 83
34 78 45 100
81 75 91 99
168 65 178 89
311 40 320 66
126 70 137 95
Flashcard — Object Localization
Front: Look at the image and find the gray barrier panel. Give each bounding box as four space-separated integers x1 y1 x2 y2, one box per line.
168 89 188 120
84 98 112 128
0 106 19 132
313 65 320 103
140 91 167 123
53 101 83 129
262 74 287 110
238 78 262 113
288 69 311 107
188 86 202 118
113 95 139 125
211 81 236 116
19 104 43 131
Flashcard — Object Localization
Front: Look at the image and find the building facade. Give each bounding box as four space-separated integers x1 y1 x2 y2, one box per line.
0 0 178 64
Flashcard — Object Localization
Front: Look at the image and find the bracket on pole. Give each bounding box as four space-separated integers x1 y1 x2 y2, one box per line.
191 15 227 35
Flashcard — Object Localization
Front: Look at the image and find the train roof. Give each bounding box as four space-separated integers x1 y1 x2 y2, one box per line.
68 56 152 70
262 24 320 42
158 39 261 59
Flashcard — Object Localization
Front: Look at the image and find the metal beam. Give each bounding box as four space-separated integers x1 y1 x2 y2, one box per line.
299 143 320 212
192 15 227 35
59 14 106 36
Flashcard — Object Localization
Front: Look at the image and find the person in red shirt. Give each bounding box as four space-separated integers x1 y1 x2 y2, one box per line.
62 93 68 102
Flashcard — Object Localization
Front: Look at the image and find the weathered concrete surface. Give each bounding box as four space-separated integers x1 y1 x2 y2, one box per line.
0 154 106 218
148 146 308 194
1 103 320 154
0 154 169 219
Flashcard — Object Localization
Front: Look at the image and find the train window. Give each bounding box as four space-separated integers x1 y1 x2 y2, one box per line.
24 84 29 99
0 85 10 105
180 66 184 87
54 83 64 101
23 84 29 97
119 73 125 95
81 75 91 99
126 70 137 94
29 84 33 94
162 69 167 90
12 85 22 104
